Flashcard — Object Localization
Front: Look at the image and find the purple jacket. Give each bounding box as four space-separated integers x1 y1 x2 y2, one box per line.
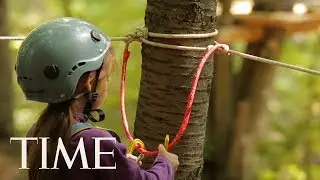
61 128 174 180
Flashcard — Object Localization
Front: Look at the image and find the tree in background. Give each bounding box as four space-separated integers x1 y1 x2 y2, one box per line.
205 0 298 179
0 0 13 141
204 0 235 180
133 0 217 179
0 1 16 179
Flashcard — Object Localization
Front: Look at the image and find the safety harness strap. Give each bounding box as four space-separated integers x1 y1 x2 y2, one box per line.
71 122 121 143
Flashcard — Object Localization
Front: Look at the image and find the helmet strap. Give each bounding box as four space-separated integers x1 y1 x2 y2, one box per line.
83 66 106 122
83 92 105 122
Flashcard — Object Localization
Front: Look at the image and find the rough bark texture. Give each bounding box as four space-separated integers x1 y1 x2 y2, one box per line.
0 0 13 140
134 0 217 179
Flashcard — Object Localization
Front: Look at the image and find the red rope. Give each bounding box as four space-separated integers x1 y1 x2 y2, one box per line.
120 44 226 156
120 48 134 141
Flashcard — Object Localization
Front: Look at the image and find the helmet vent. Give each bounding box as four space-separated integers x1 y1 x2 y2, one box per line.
78 62 86 66
72 66 77 71
18 76 32 80
67 62 87 76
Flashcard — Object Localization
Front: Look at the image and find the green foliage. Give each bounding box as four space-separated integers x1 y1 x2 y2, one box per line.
257 34 320 179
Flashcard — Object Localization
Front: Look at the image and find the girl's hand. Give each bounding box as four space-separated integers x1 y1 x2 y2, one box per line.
126 154 143 166
158 144 179 171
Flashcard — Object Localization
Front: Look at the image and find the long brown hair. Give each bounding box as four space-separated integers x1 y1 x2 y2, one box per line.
27 47 116 180
27 102 73 180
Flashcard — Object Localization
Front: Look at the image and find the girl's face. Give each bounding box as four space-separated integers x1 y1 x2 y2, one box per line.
92 48 115 109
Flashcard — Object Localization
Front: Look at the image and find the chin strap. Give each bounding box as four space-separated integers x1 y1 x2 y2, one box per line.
82 65 106 123
83 92 106 123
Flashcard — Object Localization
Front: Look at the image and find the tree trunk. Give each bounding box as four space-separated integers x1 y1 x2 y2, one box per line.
134 0 217 179
0 0 13 140
220 0 233 25
254 0 297 11
229 1 289 178
228 19 285 180
203 0 234 179
61 0 72 17
204 53 234 180
206 0 291 178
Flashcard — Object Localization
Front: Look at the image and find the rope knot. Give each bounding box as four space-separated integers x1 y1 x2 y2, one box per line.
207 43 230 55
136 27 148 39
124 27 148 43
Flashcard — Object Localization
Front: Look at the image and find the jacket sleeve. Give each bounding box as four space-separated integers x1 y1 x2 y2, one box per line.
78 128 174 180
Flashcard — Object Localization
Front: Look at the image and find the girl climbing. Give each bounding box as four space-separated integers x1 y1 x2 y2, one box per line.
15 17 179 180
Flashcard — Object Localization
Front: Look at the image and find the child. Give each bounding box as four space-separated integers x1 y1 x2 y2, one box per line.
15 17 179 180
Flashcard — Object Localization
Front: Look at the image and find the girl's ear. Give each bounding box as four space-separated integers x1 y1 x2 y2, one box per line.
84 71 97 91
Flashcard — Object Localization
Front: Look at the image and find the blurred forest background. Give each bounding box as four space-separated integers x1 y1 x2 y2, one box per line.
0 0 319 179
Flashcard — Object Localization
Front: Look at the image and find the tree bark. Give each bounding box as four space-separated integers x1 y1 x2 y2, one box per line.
134 0 217 179
0 0 13 140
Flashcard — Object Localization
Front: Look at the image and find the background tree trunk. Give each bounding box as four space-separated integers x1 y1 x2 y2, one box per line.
0 1 17 179
205 0 297 179
254 0 297 11
203 0 235 179
61 0 72 17
230 27 284 180
0 0 13 140
134 0 217 179
226 1 289 179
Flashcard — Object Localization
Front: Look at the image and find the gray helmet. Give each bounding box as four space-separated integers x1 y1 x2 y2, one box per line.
16 17 111 103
